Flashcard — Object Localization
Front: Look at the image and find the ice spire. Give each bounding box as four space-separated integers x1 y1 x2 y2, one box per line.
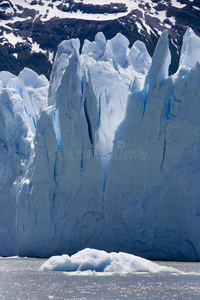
147 30 171 92
179 28 200 69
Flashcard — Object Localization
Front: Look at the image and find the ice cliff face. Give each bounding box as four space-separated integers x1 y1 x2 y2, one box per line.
104 29 200 261
0 69 48 255
0 29 200 261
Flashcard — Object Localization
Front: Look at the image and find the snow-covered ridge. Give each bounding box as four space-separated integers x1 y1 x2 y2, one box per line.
0 0 199 53
0 28 200 261
3 0 187 22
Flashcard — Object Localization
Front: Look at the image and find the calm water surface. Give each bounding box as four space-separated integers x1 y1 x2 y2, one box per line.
0 257 200 299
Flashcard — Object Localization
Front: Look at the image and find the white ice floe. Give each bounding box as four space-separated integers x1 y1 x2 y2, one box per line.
39 248 181 275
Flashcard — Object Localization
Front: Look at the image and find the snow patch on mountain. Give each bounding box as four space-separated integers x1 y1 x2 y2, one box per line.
171 0 186 9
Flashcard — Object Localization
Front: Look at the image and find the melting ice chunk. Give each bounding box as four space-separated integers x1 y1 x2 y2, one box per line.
39 248 181 274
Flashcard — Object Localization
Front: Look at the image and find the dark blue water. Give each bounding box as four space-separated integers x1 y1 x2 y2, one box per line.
0 257 200 299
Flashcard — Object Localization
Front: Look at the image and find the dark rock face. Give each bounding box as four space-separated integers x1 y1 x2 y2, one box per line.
0 0 199 78
56 2 127 14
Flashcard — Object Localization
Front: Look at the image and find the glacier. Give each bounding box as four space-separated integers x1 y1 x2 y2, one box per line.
0 28 200 261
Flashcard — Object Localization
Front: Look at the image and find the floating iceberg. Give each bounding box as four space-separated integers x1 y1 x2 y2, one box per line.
39 248 180 275
0 29 200 261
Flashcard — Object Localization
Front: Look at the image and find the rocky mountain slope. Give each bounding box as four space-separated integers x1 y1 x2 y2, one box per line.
0 0 199 78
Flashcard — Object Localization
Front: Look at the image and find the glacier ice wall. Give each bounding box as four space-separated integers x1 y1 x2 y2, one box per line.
0 29 200 260
104 29 200 261
0 68 48 255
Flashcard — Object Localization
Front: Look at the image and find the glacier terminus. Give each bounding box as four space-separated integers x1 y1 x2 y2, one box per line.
0 28 200 261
